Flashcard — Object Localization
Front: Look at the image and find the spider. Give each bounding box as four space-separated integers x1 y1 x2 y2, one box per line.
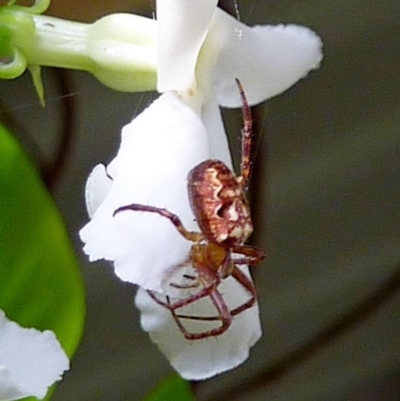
114 79 265 340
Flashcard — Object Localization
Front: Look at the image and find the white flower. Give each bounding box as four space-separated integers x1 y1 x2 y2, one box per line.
80 0 322 380
0 310 69 401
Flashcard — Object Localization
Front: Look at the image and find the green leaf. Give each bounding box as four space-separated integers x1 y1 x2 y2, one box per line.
0 125 85 398
143 375 195 401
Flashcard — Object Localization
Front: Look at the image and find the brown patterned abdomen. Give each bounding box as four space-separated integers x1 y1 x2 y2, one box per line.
188 160 253 247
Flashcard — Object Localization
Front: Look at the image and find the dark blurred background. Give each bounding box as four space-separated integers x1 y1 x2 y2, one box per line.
1 0 399 400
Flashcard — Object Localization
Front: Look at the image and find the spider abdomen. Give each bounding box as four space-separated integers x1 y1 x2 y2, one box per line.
188 159 253 247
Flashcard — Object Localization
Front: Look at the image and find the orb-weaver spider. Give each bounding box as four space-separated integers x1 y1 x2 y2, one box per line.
114 79 265 340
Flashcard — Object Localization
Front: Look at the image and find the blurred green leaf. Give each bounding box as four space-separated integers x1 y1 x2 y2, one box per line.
143 375 195 401
0 125 85 398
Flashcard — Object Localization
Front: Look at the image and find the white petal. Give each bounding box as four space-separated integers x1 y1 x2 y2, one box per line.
135 266 261 380
0 311 69 401
80 92 209 292
85 164 113 218
0 367 26 401
156 0 218 92
213 9 323 107
201 93 232 166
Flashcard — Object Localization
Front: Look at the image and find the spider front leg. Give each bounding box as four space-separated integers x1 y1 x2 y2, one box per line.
113 203 203 243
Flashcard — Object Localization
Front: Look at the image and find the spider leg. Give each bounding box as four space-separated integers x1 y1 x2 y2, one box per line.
235 78 253 191
177 265 257 321
231 244 266 265
148 282 232 340
183 274 197 280
229 266 257 316
226 246 261 316
170 282 200 289
172 287 232 340
113 203 203 243
147 280 217 310
219 252 234 279
169 273 200 289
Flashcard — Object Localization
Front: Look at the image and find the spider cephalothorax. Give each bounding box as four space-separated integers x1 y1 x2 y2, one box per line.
114 79 265 340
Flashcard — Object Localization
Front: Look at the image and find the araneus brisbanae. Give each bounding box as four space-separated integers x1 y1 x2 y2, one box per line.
114 79 265 340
